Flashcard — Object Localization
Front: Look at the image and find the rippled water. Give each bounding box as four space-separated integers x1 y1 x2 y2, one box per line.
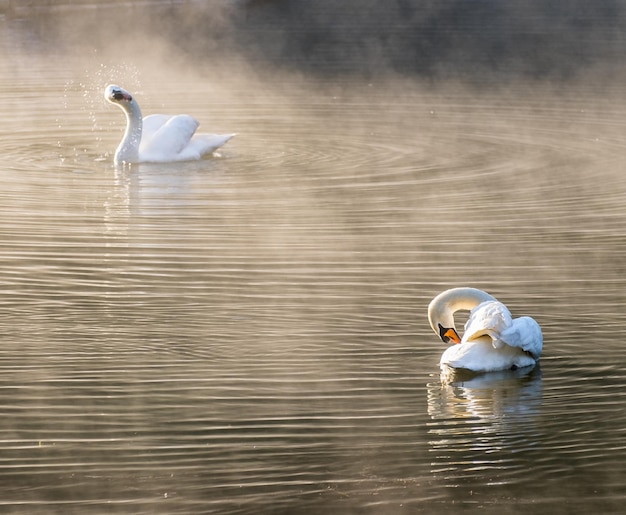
1 5 626 514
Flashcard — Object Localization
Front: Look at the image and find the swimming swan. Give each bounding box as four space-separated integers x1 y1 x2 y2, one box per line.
104 85 235 165
427 287 543 372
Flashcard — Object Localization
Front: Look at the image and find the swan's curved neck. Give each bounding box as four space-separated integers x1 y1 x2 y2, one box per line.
428 287 496 335
114 100 142 164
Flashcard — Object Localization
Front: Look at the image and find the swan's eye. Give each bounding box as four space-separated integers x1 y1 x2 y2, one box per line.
113 92 125 101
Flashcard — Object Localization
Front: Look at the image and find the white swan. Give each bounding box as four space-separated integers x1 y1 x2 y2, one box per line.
427 287 543 373
104 85 235 165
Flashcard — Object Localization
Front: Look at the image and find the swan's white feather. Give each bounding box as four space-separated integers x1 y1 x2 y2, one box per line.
140 114 173 145
140 115 235 162
463 300 512 345
181 133 236 159
441 338 536 372
140 114 200 161
499 316 543 358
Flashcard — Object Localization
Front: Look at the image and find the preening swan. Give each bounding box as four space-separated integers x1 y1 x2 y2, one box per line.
104 85 235 165
428 287 543 373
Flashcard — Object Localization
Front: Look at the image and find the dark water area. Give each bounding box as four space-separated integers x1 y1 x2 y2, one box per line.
229 0 626 79
1 1 626 514
7 0 626 81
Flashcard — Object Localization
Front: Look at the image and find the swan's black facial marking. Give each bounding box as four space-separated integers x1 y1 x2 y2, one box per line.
111 90 131 102
438 323 461 344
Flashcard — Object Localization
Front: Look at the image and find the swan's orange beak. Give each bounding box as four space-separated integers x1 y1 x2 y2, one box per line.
438 323 461 344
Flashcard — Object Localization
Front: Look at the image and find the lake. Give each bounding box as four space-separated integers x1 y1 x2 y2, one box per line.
0 2 625 514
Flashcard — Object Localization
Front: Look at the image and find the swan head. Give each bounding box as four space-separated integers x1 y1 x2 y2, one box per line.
427 287 497 344
104 84 133 105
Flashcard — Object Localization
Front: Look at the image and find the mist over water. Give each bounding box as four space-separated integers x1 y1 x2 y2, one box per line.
1 1 626 514
7 0 626 82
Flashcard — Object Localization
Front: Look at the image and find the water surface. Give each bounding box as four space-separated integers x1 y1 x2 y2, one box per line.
1 5 626 514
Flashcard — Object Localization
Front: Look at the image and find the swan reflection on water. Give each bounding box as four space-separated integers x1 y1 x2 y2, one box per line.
426 365 543 487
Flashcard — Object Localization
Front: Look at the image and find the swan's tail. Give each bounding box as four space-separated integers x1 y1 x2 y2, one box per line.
193 133 236 157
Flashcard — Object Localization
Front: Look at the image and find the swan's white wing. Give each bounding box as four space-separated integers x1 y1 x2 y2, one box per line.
462 300 512 344
141 114 172 149
500 316 543 359
187 133 236 158
139 114 199 161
